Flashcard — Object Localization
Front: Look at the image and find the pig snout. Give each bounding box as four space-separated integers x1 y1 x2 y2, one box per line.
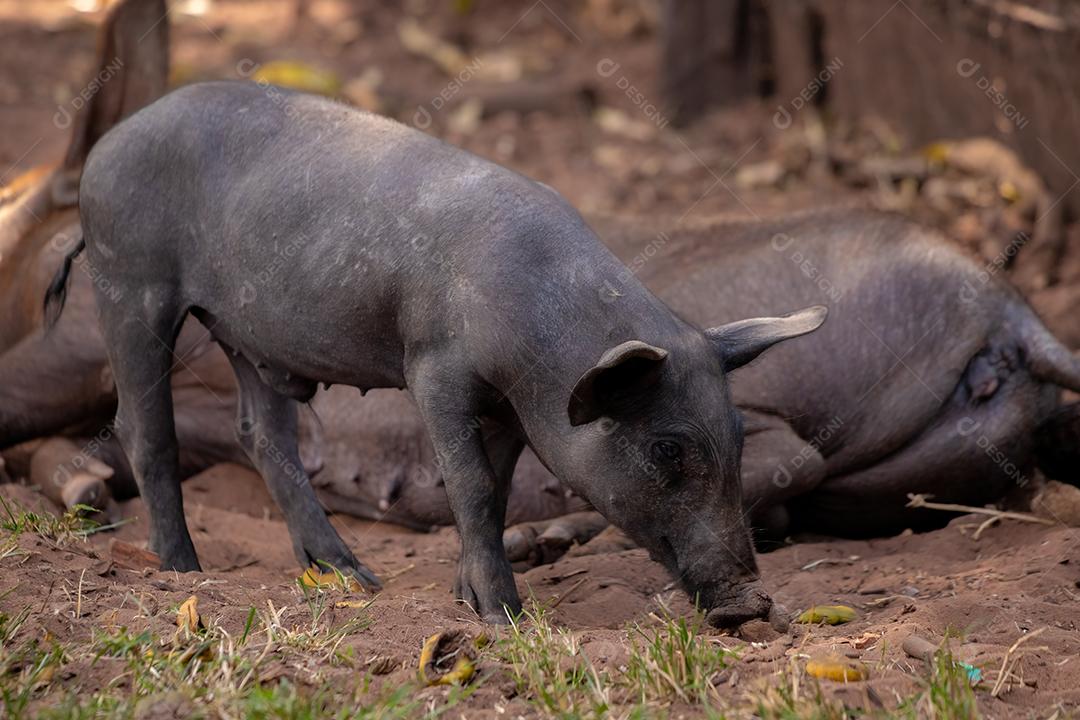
702 580 778 630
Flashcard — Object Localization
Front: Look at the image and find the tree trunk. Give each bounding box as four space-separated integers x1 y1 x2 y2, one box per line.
659 0 772 124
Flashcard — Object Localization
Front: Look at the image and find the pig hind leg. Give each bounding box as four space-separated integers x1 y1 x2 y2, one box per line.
408 362 522 623
224 349 381 590
97 298 198 571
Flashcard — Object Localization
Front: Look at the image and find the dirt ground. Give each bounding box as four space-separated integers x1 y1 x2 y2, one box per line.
2 1 1080 718
4 466 1080 718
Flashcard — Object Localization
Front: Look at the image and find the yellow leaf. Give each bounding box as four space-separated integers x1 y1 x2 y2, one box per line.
419 631 476 686
300 567 364 593
251 61 341 96
35 663 56 685
806 655 868 682
922 142 951 165
796 605 857 625
176 640 215 663
176 595 203 633
998 180 1021 203
437 656 475 686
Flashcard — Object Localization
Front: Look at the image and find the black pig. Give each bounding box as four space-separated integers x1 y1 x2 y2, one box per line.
48 82 824 627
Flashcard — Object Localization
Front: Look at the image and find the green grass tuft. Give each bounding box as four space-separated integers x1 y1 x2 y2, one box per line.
0 496 105 545
497 603 612 718
623 609 736 705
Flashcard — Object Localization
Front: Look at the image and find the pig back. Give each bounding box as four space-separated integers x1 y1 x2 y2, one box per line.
592 208 1005 462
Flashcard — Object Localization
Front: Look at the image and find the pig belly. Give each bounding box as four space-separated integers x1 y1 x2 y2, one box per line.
190 307 407 398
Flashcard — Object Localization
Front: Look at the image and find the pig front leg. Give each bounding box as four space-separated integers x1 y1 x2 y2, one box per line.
226 351 381 591
739 410 827 540
409 365 523 623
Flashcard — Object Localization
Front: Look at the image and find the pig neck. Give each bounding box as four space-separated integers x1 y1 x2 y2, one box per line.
489 238 688 484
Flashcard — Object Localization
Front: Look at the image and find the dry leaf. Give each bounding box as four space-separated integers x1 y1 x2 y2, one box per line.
447 98 483 135
419 630 476 686
251 61 341 96
34 663 56 686
806 654 868 682
341 68 383 113
110 540 160 570
176 595 203 633
593 107 656 141
300 567 364 593
334 599 372 609
397 18 469 76
848 631 881 650
795 604 857 625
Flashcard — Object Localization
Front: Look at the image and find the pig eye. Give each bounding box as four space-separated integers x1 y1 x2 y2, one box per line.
651 440 682 463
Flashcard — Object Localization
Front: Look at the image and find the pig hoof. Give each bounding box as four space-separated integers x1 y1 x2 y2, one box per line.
157 548 202 574
312 555 382 592
502 526 571 566
503 512 610 567
315 552 384 591
478 607 515 625
60 473 109 512
298 535 382 591
454 564 521 624
344 563 383 593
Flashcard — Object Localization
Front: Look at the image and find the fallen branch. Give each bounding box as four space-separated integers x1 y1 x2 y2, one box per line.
550 576 588 608
906 494 1055 527
973 515 1000 540
801 555 859 571
991 627 1048 698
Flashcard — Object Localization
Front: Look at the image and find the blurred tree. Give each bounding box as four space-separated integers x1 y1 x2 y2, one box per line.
659 0 772 125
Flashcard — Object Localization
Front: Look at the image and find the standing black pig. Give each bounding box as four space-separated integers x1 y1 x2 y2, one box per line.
47 82 824 627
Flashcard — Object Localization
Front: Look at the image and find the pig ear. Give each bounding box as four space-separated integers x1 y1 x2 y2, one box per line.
59 0 170 174
568 340 668 426
707 305 828 372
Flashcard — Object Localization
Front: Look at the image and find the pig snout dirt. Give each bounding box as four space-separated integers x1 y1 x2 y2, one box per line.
703 581 776 630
